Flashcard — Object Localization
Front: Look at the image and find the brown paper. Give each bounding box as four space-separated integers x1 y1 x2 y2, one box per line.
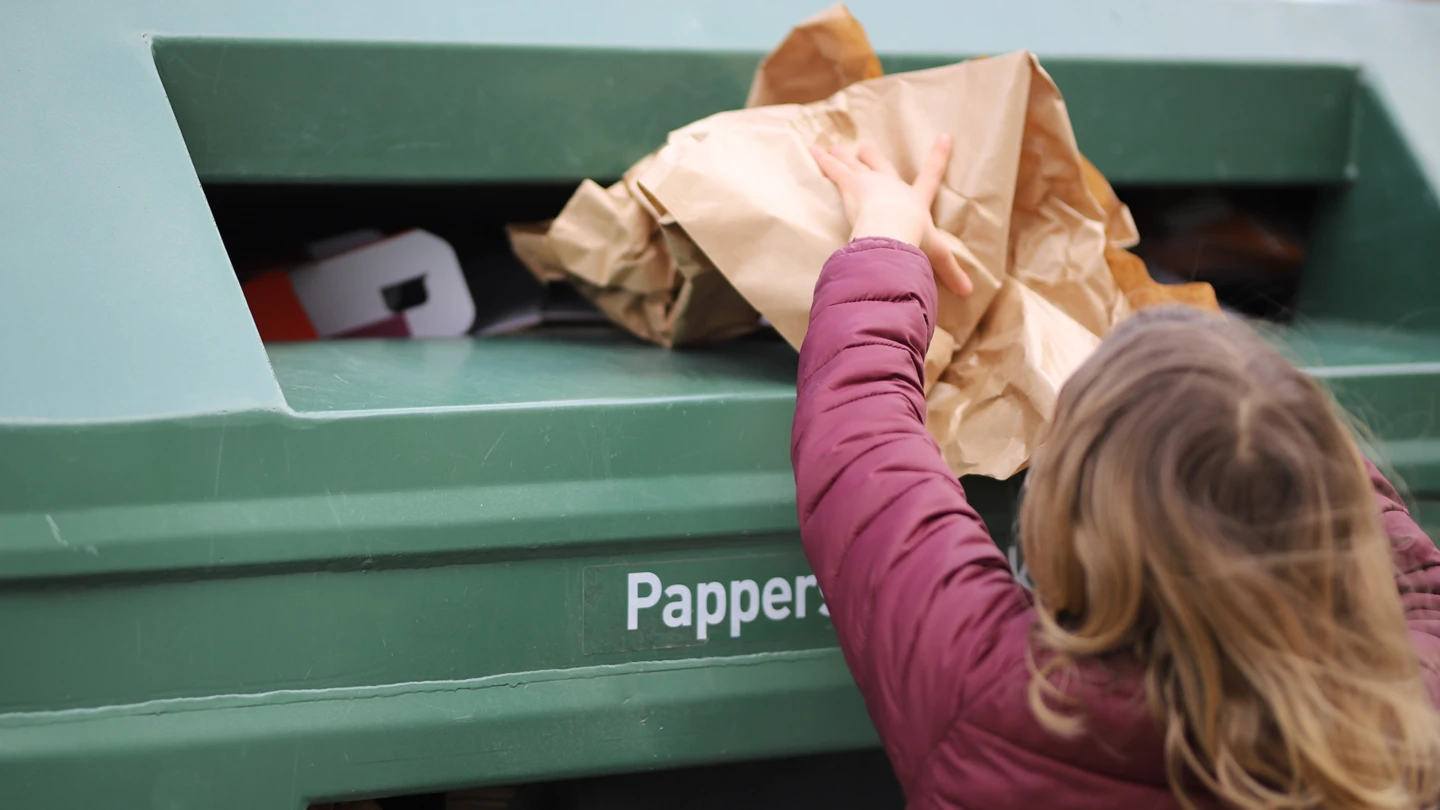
506 221 566 284
508 5 1215 478
745 3 883 107
1079 156 1220 313
504 3 915 345
505 4 884 346
638 50 1217 478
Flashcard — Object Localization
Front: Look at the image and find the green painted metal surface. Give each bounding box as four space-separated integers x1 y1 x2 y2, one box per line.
1301 82 1440 327
154 40 1357 185
2 1 1440 808
0 652 875 808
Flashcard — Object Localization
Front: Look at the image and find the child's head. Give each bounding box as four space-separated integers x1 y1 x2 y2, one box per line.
1020 306 1440 810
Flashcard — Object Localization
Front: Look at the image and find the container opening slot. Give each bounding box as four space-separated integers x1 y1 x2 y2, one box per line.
205 182 619 342
1115 184 1322 321
205 180 1326 344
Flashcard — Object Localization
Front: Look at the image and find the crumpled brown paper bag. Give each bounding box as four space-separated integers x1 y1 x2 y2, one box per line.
635 48 1216 477
506 4 884 346
746 4 882 107
509 5 1216 477
507 156 759 346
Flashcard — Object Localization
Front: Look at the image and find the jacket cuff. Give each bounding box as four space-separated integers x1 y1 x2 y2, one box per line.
833 236 929 261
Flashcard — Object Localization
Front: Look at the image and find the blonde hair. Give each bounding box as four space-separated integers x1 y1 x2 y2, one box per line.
1020 306 1440 810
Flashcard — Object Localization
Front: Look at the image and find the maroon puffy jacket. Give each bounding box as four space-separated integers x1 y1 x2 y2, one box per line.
791 238 1440 809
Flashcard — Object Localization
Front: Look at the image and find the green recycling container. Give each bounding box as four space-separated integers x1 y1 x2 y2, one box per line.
2 1 1439 807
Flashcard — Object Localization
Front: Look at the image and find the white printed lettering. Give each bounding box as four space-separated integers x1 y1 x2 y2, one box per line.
795 574 817 619
622 568 829 638
627 572 662 630
697 582 726 640
662 584 693 627
762 577 792 620
729 579 760 637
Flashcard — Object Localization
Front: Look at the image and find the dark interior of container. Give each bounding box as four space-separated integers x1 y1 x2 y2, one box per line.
310 748 904 810
205 182 618 340
207 183 578 282
1118 185 1318 320
205 180 1323 335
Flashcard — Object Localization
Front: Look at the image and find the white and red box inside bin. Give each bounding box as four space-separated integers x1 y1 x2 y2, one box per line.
241 229 476 342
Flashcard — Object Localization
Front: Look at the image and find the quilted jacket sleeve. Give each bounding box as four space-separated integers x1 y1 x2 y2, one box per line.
791 238 1034 787
1367 460 1440 698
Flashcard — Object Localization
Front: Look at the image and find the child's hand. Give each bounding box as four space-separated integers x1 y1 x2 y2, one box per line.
810 135 973 297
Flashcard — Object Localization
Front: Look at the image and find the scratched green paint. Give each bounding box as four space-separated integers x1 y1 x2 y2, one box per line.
0 536 847 715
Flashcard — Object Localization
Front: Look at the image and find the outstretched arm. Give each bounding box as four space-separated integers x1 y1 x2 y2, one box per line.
793 139 1030 785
